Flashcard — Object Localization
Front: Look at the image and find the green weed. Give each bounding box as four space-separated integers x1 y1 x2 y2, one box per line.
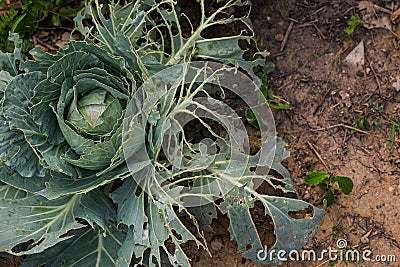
306 171 354 207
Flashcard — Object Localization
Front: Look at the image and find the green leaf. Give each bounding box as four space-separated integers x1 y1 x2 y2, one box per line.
0 10 18 36
187 203 217 232
264 61 275 75
21 224 126 266
2 72 46 177
0 192 109 255
267 99 291 110
116 226 136 267
0 189 115 256
196 37 265 86
331 176 354 195
220 190 263 261
0 165 46 194
220 187 324 264
306 172 330 186
111 177 147 228
0 70 12 94
2 71 76 177
112 178 207 266
37 165 131 199
246 109 259 129
146 201 204 267
0 32 22 75
387 123 396 149
250 137 295 194
325 189 335 207
0 182 27 200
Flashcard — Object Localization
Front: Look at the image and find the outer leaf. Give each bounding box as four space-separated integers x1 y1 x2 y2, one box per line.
21 224 126 267
112 177 206 267
2 72 47 177
37 165 131 199
0 70 12 94
120 62 323 266
74 2 144 77
0 189 115 256
196 38 267 86
220 190 263 259
251 137 295 194
220 187 324 264
0 32 22 76
215 137 323 265
187 203 217 232
116 226 136 267
0 182 27 200
0 192 105 255
22 40 135 82
111 177 147 229
0 165 47 193
2 72 76 178
146 201 205 267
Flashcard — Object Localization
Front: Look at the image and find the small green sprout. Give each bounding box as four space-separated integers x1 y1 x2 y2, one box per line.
345 15 364 35
387 120 400 149
247 69 291 128
311 51 319 58
306 172 354 207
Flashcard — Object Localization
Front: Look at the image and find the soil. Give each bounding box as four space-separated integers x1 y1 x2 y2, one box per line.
1 0 400 267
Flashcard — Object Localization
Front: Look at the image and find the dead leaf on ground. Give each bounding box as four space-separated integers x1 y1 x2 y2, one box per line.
358 1 393 31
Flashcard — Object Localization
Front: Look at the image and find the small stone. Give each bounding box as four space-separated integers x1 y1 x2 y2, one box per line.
344 41 365 70
361 230 372 244
392 77 400 91
275 33 284 42
361 236 369 244
211 241 224 251
61 32 71 41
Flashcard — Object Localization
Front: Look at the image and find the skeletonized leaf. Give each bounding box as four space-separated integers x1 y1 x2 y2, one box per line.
220 187 324 264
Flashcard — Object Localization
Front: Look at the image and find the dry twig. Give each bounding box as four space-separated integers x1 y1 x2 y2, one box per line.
280 21 294 52
307 141 329 170
311 123 370 135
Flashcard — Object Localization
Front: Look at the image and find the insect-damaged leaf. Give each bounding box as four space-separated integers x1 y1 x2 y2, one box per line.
21 224 125 267
0 190 115 255
220 187 324 264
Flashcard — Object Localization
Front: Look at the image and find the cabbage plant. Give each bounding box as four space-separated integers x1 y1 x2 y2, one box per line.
0 0 324 266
